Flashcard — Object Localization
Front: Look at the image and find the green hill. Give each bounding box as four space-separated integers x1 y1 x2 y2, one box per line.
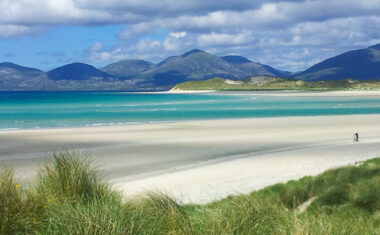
172 76 380 91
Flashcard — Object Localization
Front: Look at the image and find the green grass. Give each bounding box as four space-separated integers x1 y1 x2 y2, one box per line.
173 77 380 91
1 153 379 234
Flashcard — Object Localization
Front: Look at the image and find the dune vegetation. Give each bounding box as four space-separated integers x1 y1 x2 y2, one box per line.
173 77 380 91
1 152 379 234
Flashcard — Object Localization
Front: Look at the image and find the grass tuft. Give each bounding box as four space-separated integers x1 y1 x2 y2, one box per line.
37 152 114 203
0 169 24 234
1 153 380 234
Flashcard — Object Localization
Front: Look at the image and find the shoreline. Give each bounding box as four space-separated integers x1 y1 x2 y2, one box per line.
2 112 380 134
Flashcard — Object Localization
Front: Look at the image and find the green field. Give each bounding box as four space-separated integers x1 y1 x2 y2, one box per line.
1 152 380 234
173 77 380 91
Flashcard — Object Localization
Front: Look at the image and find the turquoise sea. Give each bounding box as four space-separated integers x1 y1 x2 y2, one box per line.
2 91 380 130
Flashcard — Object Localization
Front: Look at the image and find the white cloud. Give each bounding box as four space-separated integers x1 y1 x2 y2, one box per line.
2 0 380 34
170 31 187 39
198 31 252 47
3 0 380 71
118 22 161 39
87 33 197 64
88 51 112 62
0 0 141 26
0 24 38 37
91 42 103 51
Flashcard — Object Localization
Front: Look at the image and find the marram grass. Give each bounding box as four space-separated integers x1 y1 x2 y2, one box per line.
0 152 379 234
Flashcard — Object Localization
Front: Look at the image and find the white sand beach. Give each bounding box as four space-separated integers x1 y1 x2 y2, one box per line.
1 114 380 204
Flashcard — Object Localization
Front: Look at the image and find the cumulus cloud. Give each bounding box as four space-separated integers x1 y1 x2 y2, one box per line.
91 42 104 52
0 0 265 27
88 42 112 62
7 0 380 31
118 23 160 39
74 0 263 16
198 31 253 47
0 0 141 26
0 24 37 37
3 0 380 71
170 32 187 39
88 33 195 64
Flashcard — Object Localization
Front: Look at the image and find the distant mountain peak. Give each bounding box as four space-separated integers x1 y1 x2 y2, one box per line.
0 62 18 67
47 62 111 81
368 44 380 50
101 59 154 78
222 56 252 64
296 44 380 81
49 62 106 72
0 62 42 72
61 62 93 68
182 49 206 58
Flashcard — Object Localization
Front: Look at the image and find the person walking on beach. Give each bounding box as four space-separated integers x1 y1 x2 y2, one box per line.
354 133 359 142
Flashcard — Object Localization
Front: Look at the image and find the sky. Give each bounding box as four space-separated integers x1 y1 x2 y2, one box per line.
1 0 380 72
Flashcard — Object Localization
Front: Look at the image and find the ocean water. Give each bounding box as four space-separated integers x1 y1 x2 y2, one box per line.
1 91 380 130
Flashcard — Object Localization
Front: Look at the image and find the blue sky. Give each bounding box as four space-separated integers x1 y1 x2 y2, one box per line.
1 0 380 71
0 25 123 70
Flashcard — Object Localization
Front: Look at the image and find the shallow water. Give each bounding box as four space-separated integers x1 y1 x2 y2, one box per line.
1 91 380 129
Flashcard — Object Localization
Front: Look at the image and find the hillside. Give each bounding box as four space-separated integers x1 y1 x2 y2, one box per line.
0 62 51 90
296 44 380 81
0 62 141 91
48 63 113 81
101 59 154 78
136 49 288 88
0 62 42 73
172 76 380 91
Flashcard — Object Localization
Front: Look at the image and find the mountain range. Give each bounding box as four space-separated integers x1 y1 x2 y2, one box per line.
100 49 291 88
1 44 380 90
